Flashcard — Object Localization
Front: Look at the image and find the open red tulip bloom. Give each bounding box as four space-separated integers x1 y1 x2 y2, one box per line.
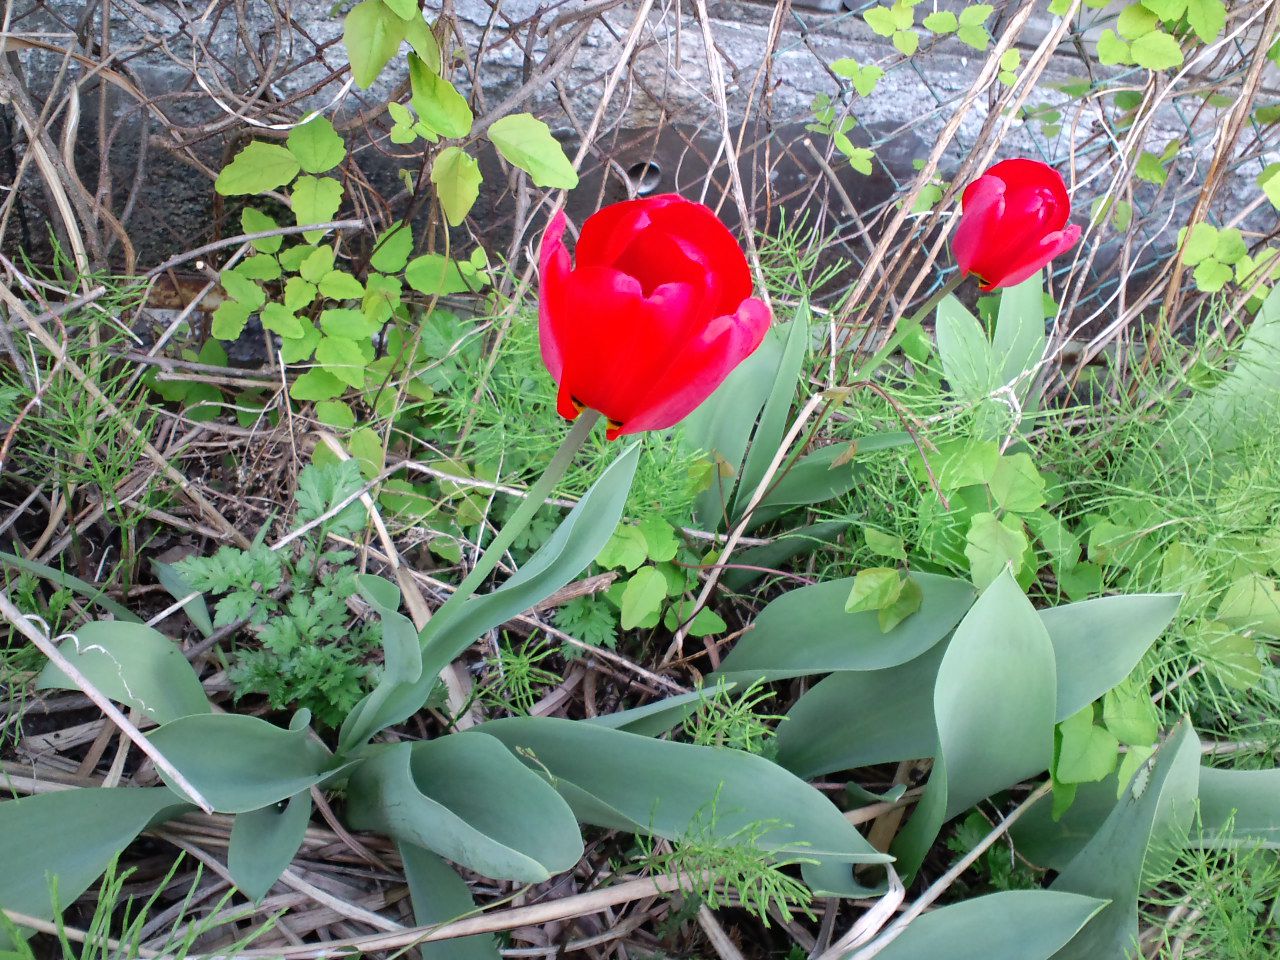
953 158 1081 291
538 194 771 440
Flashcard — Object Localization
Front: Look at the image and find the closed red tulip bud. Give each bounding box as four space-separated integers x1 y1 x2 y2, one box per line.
952 158 1081 291
538 194 771 440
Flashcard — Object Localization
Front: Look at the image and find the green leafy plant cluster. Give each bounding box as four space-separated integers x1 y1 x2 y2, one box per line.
176 460 379 727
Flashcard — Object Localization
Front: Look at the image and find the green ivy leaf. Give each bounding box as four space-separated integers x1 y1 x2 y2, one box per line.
259 302 303 338
241 207 283 252
344 0 408 89
370 222 414 273
620 567 668 630
845 567 904 613
1101 680 1158 746
1193 259 1233 293
863 5 897 36
291 176 344 243
321 308 382 340
215 142 300 196
431 146 482 227
965 512 1029 588
1259 163 1280 209
487 114 579 189
284 276 317 311
922 10 957 33
404 253 485 295
409 55 473 139
637 516 679 564
1213 227 1247 266
956 24 990 49
989 453 1047 514
211 300 251 340
959 3 994 25
1185 0 1226 42
279 322 321 363
238 254 281 281
1096 30 1132 66
316 336 367 389
844 145 875 175
879 575 923 632
1117 3 1159 39
865 527 907 561
1055 706 1119 784
220 268 266 310
286 116 346 174
318 269 365 300
290 367 346 402
1130 30 1183 70
1179 222 1219 264
596 525 648 572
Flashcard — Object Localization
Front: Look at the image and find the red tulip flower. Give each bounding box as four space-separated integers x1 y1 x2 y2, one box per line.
538 194 771 440
952 159 1081 291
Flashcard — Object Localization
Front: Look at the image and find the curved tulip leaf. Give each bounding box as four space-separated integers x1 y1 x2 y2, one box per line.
148 712 338 813
774 591 1177 780
1009 775 1121 872
776 641 947 778
36 621 210 724
746 443 873 528
347 443 639 744
1048 719 1200 960
681 322 784 529
993 270 1047 405
345 735 583 882
480 716 890 874
722 520 846 592
1194 766 1280 848
586 687 729 738
936 295 997 405
228 789 313 902
0 551 141 624
716 572 974 683
1041 592 1179 719
338 575 424 753
891 572 1057 879
399 843 500 960
0 787 188 944
732 304 810 519
152 559 213 637
873 890 1105 960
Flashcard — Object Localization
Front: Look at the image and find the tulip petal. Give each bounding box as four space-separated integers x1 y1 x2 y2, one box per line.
982 223 1082 291
549 266 703 427
575 194 685 271
616 296 772 437
985 158 1070 222
538 211 573 383
647 201 753 315
953 175 1006 282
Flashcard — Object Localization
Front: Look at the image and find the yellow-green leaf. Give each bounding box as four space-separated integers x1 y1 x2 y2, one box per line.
215 142 300 196
431 146 482 226
487 113 579 189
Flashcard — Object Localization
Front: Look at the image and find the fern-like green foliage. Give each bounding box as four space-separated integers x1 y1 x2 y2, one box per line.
177 460 379 727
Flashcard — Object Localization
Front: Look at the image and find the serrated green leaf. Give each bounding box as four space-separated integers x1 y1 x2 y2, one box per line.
284 276 317 311
318 269 364 300
1194 258 1233 293
211 300 251 340
893 29 920 55
1214 226 1247 265
286 116 346 174
315 336 367 388
1180 222 1219 264
431 146 482 227
261 302 303 338
637 515 679 563
1259 164 1280 209
238 254 281 281
922 10 957 32
863 5 897 35
956 24 990 49
291 175 344 243
241 207 282 253
878 574 923 632
487 113 578 189
596 525 648 572
959 3 994 25
215 142 300 196
315 399 356 428
1102 680 1159 746
290 368 346 402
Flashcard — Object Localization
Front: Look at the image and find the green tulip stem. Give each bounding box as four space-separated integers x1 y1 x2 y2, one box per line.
855 271 967 380
431 409 601 620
